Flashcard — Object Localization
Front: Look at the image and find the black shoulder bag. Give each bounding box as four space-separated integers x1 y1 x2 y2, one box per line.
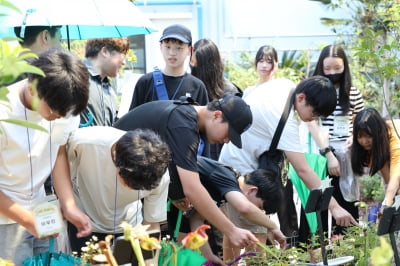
258 90 294 185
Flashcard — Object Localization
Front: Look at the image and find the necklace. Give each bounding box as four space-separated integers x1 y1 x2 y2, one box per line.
22 87 54 198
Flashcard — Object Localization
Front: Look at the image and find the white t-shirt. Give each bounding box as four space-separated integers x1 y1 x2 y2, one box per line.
0 82 80 224
67 126 169 233
219 78 302 175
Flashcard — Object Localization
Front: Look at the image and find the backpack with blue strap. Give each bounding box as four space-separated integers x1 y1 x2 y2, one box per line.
153 67 205 155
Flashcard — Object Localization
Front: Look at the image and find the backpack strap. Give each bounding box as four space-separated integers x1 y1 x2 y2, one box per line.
269 88 295 152
153 67 169 100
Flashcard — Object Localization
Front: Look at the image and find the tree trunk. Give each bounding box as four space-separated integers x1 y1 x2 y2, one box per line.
381 77 390 118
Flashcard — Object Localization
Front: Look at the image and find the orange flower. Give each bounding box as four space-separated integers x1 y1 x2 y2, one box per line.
181 224 211 250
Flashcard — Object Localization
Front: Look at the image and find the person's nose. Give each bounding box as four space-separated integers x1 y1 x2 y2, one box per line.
325 70 336 75
169 48 177 55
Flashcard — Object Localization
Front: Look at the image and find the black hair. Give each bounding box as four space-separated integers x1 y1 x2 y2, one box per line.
244 169 283 214
254 45 278 68
114 129 170 190
27 48 89 116
14 26 62 47
191 39 225 100
313 45 352 114
295 76 336 118
351 108 390 176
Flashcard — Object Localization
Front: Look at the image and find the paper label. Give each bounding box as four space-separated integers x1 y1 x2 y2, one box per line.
333 116 349 136
31 195 63 238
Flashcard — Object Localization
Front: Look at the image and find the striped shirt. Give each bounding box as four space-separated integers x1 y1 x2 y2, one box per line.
321 86 364 141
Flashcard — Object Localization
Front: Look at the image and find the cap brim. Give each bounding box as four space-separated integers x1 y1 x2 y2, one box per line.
229 125 242 148
160 34 190 44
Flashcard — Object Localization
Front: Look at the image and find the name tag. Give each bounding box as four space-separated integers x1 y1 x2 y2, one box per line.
31 195 63 238
333 116 349 137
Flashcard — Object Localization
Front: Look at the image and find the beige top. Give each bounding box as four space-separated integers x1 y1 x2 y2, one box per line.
67 126 169 233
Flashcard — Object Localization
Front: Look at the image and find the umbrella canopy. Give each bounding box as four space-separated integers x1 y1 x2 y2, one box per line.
0 0 157 40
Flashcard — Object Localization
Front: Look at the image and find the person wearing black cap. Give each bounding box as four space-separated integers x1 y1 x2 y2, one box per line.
127 24 208 109
114 95 259 261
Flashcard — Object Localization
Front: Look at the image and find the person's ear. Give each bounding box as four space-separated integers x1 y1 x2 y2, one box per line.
296 93 306 103
213 110 223 120
100 46 110 57
248 186 258 196
38 30 48 45
243 185 257 197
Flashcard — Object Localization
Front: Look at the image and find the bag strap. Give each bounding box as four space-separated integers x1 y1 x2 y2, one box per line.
153 67 169 100
269 88 295 152
49 237 55 253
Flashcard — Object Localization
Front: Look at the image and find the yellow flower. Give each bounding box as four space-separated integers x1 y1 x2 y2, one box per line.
120 222 150 240
182 224 210 250
371 237 393 266
138 235 161 251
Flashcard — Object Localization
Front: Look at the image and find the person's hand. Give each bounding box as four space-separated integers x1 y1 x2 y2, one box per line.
326 152 341 177
345 136 353 149
227 226 259 248
330 204 359 227
171 198 193 212
267 228 287 249
62 206 92 238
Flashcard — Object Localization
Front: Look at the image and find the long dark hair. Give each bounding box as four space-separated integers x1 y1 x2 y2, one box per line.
351 108 390 176
190 39 225 100
313 45 352 113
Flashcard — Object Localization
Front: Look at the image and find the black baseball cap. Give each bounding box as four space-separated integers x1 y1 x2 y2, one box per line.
217 95 252 148
159 24 192 44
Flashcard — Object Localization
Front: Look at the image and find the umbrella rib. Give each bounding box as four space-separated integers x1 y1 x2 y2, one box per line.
115 26 122 37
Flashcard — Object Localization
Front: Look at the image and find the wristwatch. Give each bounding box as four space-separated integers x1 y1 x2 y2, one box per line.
319 146 332 156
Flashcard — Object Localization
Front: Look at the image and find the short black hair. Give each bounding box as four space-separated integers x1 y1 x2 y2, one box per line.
14 26 62 46
28 48 89 116
244 169 283 214
295 75 336 118
114 129 170 190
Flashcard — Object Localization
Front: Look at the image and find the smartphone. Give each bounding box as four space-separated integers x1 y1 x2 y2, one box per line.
113 231 160 265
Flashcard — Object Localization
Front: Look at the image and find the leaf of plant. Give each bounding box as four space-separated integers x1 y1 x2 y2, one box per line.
1 119 48 133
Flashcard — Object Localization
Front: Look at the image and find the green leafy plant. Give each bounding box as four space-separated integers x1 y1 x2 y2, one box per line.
360 174 385 202
0 1 48 133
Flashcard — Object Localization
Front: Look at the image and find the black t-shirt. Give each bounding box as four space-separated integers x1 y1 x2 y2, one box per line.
114 100 200 200
197 156 242 204
129 72 209 110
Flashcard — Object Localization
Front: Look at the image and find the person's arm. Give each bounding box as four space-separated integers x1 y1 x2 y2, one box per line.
384 123 400 206
52 145 92 238
285 151 358 227
224 191 286 248
177 166 258 247
189 211 226 266
307 120 340 177
0 191 38 236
